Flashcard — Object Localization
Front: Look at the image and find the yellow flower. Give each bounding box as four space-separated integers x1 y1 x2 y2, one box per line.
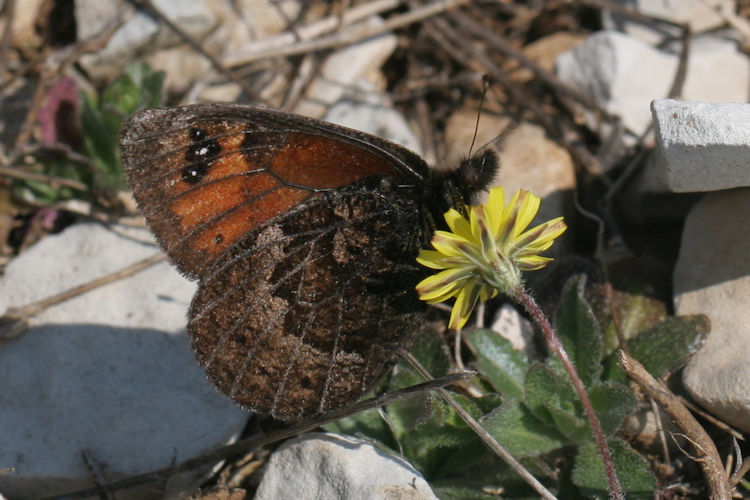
416 187 567 329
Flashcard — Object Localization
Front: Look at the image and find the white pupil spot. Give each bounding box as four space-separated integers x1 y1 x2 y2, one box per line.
198 146 209 156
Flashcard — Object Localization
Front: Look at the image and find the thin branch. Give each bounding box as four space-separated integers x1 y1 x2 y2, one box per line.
226 0 401 64
403 351 558 500
425 14 603 177
0 165 89 191
676 395 745 442
224 0 472 67
618 350 731 500
1 252 166 342
730 453 750 488
43 371 476 499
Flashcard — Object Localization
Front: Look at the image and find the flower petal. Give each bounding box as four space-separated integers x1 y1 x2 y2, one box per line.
516 254 553 270
449 281 481 329
515 218 567 252
486 186 506 235
444 209 473 240
416 267 473 302
509 190 541 240
430 231 470 257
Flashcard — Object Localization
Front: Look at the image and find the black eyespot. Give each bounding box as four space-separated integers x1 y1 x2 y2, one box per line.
183 128 221 184
189 128 206 141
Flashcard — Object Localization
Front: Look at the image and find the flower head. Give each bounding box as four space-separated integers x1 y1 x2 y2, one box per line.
416 187 566 329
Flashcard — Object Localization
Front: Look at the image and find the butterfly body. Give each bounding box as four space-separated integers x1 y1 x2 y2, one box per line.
120 104 497 420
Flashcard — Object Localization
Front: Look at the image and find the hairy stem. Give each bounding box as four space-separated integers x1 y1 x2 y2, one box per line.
515 287 623 500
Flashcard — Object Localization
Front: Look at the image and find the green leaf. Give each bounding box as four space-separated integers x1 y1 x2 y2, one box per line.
481 399 567 457
603 314 710 382
432 465 541 500
466 328 528 400
572 438 655 499
524 363 582 430
388 390 484 478
599 292 667 356
588 382 636 436
626 315 708 378
553 275 602 387
391 329 452 390
13 158 90 203
80 62 164 193
586 258 670 356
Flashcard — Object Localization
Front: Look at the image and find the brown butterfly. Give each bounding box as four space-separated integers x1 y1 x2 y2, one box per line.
119 103 497 421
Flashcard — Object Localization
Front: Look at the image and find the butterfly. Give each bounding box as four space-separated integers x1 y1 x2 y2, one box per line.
119 103 498 421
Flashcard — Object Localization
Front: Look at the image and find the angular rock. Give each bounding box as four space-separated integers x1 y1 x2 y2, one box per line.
0 223 248 498
254 433 438 500
674 189 750 433
293 16 397 119
76 0 217 80
324 83 422 155
556 31 750 139
652 99 750 192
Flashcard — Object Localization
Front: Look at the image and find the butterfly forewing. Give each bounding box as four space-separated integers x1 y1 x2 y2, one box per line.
119 104 429 279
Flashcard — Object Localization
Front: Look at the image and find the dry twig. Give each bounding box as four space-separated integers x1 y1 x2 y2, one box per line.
618 350 731 500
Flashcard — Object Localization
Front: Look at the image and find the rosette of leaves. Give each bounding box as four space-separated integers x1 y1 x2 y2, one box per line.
327 274 708 499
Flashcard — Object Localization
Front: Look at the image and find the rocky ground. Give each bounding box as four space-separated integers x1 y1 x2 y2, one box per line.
0 0 749 499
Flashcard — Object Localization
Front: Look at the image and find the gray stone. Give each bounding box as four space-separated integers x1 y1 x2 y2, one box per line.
293 16 397 119
555 31 750 139
254 433 438 500
76 0 217 80
652 99 750 192
490 304 538 361
674 190 750 433
0 223 248 498
324 83 422 156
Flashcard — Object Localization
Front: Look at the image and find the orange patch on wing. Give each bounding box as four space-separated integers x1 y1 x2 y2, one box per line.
272 133 403 189
189 186 311 256
170 172 281 231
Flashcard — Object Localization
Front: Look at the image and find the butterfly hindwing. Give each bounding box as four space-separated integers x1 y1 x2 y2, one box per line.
188 178 426 420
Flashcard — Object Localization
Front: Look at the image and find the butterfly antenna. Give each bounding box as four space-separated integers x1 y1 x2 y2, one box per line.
467 75 491 159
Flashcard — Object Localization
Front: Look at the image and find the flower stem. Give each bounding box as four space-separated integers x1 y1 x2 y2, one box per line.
514 287 623 500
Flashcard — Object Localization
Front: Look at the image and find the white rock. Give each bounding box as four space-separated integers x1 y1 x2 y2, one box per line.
492 122 577 212
602 0 735 45
76 0 217 80
8 0 45 49
674 189 750 433
233 0 301 39
293 16 397 119
324 83 422 155
146 45 213 96
254 433 438 500
652 99 750 192
490 304 538 360
555 31 750 139
0 224 248 498
75 0 122 41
